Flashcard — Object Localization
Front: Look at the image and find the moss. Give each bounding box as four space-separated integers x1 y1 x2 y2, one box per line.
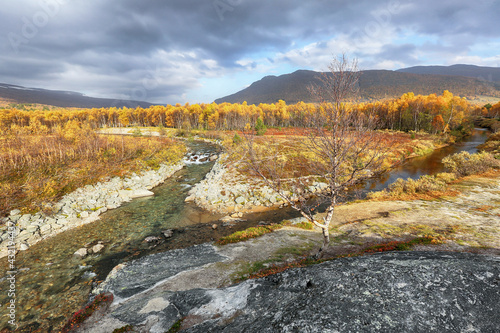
166 318 185 333
364 235 445 253
293 221 315 230
274 243 315 258
112 325 134 333
216 222 286 245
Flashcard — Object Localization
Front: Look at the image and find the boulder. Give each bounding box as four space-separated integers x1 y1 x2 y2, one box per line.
130 189 155 199
162 230 174 238
73 248 88 259
9 209 21 216
92 244 105 254
235 196 246 205
93 244 226 299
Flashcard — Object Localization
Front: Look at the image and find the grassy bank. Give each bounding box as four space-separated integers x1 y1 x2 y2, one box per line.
368 151 500 201
0 123 186 218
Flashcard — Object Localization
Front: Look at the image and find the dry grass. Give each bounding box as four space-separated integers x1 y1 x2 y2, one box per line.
225 129 443 180
0 123 186 218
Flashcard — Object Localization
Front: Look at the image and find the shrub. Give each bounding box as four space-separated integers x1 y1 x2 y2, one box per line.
368 172 456 200
388 175 447 195
478 132 500 157
233 132 243 144
293 221 314 230
255 116 267 136
435 172 457 183
443 151 500 177
216 224 283 245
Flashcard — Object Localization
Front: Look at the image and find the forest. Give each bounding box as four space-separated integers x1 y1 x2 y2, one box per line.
1 91 498 218
1 91 498 136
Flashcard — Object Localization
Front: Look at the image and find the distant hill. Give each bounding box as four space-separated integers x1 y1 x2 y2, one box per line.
215 67 500 105
397 64 500 83
0 83 154 108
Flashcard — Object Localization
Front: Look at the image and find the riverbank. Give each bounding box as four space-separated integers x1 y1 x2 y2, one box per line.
76 173 500 332
0 162 184 259
185 135 451 215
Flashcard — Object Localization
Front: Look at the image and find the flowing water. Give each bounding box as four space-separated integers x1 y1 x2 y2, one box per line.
364 128 490 192
0 130 490 332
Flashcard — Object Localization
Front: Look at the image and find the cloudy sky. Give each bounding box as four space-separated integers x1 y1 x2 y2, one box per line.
1 0 499 104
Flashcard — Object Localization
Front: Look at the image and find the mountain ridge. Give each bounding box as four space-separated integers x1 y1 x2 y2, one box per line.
0 83 154 109
215 65 500 105
396 64 500 83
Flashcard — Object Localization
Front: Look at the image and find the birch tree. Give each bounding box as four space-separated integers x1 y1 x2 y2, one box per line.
246 55 391 257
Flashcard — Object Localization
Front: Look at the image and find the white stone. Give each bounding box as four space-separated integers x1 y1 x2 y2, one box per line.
92 244 105 254
139 297 170 314
74 248 88 258
130 189 155 199
10 209 21 216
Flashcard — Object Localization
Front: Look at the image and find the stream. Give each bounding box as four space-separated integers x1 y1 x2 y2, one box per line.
0 129 490 332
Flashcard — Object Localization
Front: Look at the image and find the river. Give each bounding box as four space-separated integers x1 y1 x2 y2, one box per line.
0 129 490 332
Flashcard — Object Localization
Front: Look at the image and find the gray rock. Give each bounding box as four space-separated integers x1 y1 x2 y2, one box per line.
102 251 500 333
130 189 155 199
17 230 32 242
94 244 227 300
26 225 39 233
17 214 32 229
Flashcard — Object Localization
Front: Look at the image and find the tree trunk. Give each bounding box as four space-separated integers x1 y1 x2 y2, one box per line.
315 203 335 258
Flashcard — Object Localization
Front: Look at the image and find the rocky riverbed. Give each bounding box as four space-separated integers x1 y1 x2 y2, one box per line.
0 162 184 258
185 156 328 214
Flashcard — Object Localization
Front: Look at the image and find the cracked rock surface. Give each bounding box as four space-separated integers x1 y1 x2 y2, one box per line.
81 251 500 332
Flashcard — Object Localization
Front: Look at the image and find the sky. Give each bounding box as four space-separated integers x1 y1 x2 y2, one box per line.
1 0 499 104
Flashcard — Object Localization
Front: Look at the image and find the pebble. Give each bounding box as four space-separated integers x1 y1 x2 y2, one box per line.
162 229 174 238
92 244 105 254
144 236 161 243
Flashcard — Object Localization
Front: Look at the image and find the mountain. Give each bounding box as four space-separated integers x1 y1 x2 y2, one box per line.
397 64 500 83
215 67 500 105
0 83 154 108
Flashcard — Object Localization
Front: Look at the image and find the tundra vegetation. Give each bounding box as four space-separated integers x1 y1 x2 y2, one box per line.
239 55 498 256
0 121 185 219
0 79 497 223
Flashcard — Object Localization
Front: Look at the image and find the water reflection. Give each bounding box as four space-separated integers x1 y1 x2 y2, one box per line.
364 128 489 192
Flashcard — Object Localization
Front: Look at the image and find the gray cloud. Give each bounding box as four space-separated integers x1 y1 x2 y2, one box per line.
0 0 498 103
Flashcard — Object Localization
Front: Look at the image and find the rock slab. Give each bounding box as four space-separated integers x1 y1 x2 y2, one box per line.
93 244 228 301
92 251 500 333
